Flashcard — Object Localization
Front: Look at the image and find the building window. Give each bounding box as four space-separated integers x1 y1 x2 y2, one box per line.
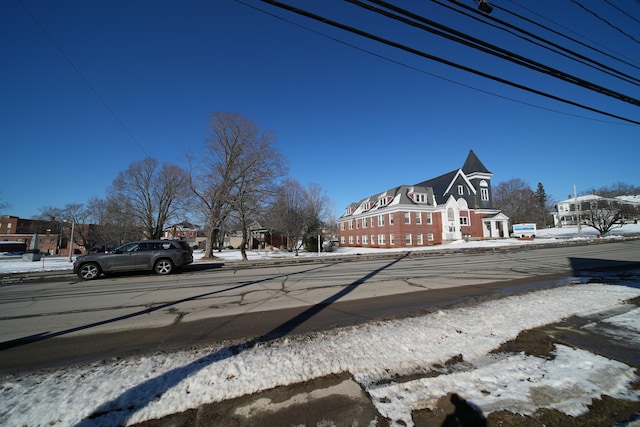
340 236 345 244
390 233 395 245
427 233 434 241
371 235 375 244
404 212 411 224
356 235 360 244
363 235 368 245
481 188 489 201
356 219 359 229
389 213 394 225
362 217 368 228
458 185 464 195
349 236 354 244
417 233 423 245
340 222 345 231
415 212 422 224
427 212 432 224
378 215 385 226
348 220 353 230
405 233 412 245
378 234 386 245
460 217 469 225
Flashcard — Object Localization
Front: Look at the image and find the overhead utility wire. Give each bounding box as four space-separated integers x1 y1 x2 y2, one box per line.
570 0 640 45
603 0 640 26
353 0 640 106
505 0 640 69
17 0 149 157
496 0 640 73
235 0 623 124
436 0 640 87
259 0 640 126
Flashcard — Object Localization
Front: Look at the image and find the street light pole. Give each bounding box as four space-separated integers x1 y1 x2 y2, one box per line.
68 221 75 262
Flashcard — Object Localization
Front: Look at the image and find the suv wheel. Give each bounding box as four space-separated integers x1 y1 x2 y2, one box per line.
78 262 101 280
154 258 173 275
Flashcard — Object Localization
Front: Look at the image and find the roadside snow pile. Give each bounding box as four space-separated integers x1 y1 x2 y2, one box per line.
1 283 639 427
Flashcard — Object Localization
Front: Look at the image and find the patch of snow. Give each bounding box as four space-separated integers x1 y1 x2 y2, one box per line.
1 284 639 426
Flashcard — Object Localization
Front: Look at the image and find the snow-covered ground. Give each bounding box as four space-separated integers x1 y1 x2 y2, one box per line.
1 224 640 426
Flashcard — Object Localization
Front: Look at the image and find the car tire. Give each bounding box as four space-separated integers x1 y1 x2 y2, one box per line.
154 258 173 275
78 262 101 280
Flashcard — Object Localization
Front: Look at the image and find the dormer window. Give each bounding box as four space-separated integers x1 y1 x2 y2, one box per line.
378 196 390 206
410 192 428 203
361 202 371 210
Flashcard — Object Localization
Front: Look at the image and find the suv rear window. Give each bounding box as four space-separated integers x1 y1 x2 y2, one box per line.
176 241 192 251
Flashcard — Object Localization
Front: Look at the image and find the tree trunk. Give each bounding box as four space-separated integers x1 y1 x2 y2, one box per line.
204 226 216 259
240 227 248 261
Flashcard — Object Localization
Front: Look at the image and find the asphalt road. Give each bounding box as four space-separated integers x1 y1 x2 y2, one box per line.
1 239 639 373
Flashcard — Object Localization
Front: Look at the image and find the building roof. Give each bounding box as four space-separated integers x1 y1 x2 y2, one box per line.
346 185 435 217
462 149 491 175
341 150 491 218
414 170 457 199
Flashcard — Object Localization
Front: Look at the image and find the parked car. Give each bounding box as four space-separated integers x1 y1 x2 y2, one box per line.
73 240 193 280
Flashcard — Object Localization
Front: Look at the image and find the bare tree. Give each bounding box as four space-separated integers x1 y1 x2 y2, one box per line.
266 179 330 254
267 178 308 254
189 112 286 259
493 178 537 226
86 196 141 247
38 203 96 253
300 182 332 252
0 192 10 214
581 198 625 236
110 157 188 239
61 203 95 253
583 182 640 198
233 145 285 260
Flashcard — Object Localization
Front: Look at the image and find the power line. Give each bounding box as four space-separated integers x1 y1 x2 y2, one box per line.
355 0 640 105
603 0 640 26
17 0 150 158
505 0 640 69
570 0 640 45
435 0 640 86
258 0 640 125
235 0 628 125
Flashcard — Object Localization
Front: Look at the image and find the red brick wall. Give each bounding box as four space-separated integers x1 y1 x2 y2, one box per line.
339 210 444 248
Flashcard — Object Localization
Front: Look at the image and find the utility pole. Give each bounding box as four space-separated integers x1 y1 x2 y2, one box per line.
574 184 581 237
68 221 75 262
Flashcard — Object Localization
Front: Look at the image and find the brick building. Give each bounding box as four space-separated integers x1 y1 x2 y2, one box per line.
337 150 509 248
0 215 84 255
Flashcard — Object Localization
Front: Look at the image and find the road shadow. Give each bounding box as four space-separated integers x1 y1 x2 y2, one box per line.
569 257 640 274
182 261 225 272
74 252 409 426
0 261 331 351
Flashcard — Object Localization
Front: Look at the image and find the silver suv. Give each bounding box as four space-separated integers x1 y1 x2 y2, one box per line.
73 240 193 280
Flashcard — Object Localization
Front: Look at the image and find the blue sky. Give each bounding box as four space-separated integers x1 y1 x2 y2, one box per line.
2 0 639 220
